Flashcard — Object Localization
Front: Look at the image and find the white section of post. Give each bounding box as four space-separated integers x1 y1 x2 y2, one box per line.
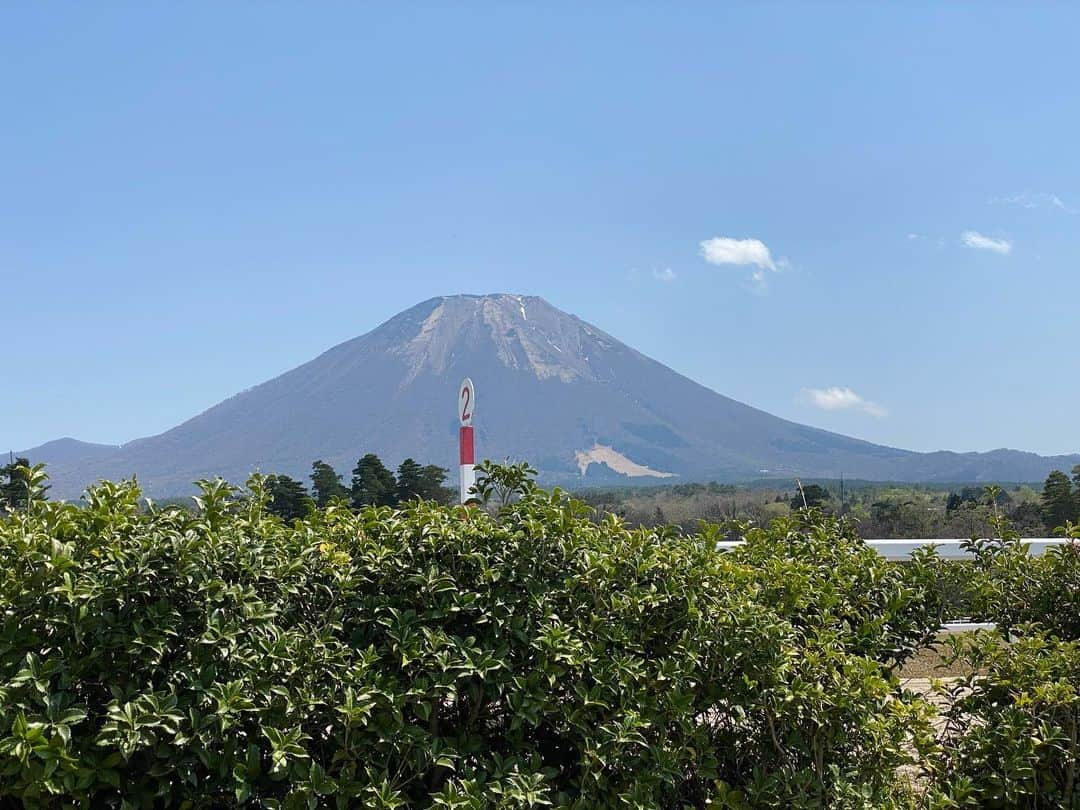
459 454 475 504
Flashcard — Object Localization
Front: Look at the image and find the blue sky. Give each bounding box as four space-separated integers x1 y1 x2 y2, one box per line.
3 4 1078 457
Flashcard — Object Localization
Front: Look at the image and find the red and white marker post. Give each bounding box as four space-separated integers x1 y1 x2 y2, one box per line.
458 378 476 504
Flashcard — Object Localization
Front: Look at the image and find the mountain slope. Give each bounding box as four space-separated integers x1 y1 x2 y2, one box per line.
21 294 1080 499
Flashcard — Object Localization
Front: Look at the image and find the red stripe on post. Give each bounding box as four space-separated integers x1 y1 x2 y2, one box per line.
459 426 474 465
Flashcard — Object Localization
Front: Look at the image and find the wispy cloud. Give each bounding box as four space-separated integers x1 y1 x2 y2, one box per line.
907 232 947 249
652 268 676 282
802 386 887 418
961 230 1012 255
700 236 788 290
990 190 1076 213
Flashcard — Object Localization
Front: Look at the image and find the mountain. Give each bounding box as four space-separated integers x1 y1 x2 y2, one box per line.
13 438 120 467
19 293 1080 499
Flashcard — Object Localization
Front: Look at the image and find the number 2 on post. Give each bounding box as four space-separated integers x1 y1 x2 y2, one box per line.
461 386 471 423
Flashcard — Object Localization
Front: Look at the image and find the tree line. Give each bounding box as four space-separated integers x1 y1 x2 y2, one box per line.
8 453 1080 534
582 478 1063 538
1 454 453 522
261 455 454 521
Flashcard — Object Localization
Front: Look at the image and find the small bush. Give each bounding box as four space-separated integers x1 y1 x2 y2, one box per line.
917 517 1080 808
961 518 1080 640
731 511 943 671
928 631 1080 808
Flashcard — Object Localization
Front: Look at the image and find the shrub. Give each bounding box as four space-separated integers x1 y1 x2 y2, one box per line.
901 554 980 630
927 631 1080 808
961 518 1080 640
0 472 937 808
918 517 1080 808
717 512 941 807
730 511 943 671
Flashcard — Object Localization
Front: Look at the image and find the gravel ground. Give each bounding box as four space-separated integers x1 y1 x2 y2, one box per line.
898 644 958 678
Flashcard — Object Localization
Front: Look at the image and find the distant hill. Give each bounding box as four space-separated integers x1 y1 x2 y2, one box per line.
15 437 120 467
19 294 1080 499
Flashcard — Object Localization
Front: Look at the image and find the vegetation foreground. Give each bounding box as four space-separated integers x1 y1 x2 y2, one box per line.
1 464 1078 808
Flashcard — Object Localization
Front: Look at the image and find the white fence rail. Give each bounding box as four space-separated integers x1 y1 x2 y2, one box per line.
715 537 1072 561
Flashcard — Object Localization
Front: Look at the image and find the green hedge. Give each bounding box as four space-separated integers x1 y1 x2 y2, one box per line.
928 631 1079 808
922 516 1080 808
0 468 1076 808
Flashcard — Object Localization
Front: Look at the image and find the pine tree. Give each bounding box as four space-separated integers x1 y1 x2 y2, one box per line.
265 474 313 522
418 464 452 504
0 457 48 511
1073 465 1080 524
351 454 396 508
310 460 348 507
395 460 452 504
1040 470 1075 532
395 458 425 503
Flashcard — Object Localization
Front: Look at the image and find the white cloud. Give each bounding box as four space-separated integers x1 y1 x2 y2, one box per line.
700 236 789 291
802 386 887 418
961 230 1012 255
652 267 676 282
990 190 1076 213
700 236 778 271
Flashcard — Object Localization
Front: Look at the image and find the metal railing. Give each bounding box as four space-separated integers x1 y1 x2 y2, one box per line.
715 537 1071 560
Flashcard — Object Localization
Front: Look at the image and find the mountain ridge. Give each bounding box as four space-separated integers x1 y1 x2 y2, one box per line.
17 293 1080 499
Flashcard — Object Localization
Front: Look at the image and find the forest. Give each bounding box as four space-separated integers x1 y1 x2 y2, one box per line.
579 467 1080 538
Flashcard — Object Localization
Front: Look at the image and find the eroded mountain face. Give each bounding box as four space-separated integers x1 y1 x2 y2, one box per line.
391 294 620 385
